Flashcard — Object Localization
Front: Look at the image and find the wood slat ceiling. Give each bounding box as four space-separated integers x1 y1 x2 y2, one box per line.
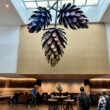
0 74 109 80
0 73 110 80
21 74 109 80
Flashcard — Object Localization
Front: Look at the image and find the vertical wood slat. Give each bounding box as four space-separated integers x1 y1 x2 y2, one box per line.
17 24 110 74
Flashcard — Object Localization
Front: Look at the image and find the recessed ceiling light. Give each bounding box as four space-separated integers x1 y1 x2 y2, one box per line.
5 4 9 8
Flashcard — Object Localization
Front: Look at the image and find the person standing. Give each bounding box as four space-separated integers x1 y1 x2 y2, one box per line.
28 85 38 108
77 86 91 110
97 90 109 110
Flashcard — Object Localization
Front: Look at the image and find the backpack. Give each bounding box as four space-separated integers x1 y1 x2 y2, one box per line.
79 93 91 109
104 96 110 110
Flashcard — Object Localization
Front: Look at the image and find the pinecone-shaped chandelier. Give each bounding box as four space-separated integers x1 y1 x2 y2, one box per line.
58 3 88 29
28 7 52 33
28 0 89 67
42 28 67 66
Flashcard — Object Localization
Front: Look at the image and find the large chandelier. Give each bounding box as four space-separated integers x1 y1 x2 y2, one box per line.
28 0 88 67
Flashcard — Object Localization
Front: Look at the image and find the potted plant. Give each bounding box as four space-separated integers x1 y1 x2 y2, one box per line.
56 83 63 96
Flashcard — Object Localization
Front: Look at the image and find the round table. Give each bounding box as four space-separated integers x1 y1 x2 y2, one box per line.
64 99 74 110
52 96 68 110
48 99 58 110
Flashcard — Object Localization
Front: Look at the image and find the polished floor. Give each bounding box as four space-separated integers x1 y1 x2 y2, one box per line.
0 104 97 110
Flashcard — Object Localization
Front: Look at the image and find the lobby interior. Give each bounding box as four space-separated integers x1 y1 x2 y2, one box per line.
0 0 110 110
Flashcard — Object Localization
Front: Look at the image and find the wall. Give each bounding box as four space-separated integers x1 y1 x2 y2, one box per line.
106 23 110 64
90 78 110 94
0 77 36 95
17 24 110 74
41 80 84 94
0 26 20 73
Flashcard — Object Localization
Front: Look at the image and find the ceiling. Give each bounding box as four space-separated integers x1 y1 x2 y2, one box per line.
0 73 109 80
101 4 110 22
24 74 110 80
23 0 100 9
0 0 110 25
0 0 24 25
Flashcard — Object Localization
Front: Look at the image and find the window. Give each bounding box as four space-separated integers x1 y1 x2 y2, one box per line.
23 0 100 9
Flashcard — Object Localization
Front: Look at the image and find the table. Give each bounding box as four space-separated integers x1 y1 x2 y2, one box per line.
64 99 74 110
0 95 13 98
48 99 58 110
52 96 68 110
0 95 14 106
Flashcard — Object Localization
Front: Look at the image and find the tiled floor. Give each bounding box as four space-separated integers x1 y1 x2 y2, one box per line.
0 104 97 110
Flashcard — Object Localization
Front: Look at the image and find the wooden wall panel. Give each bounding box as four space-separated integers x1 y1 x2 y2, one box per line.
17 24 110 74
42 80 84 93
0 80 6 87
90 80 110 88
0 78 36 95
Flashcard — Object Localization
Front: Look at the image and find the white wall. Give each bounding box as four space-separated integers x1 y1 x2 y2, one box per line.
0 26 20 73
11 0 28 24
106 23 110 64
